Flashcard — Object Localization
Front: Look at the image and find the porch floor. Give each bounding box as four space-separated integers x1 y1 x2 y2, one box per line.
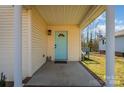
25 61 101 87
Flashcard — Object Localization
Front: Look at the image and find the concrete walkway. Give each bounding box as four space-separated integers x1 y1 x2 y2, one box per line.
25 61 101 87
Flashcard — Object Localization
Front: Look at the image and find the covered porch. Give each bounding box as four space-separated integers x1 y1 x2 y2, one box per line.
24 61 101 87
5 5 115 87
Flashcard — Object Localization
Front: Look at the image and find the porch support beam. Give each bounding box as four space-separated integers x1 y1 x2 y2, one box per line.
14 5 22 87
106 5 115 87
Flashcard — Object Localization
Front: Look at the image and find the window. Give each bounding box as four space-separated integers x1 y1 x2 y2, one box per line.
102 40 105 45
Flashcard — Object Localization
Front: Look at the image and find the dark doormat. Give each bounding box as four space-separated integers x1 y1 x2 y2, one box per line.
54 61 67 63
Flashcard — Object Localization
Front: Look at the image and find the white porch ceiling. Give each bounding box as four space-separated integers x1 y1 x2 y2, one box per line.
36 5 96 25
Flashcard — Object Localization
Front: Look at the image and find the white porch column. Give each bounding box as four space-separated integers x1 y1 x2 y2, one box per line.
106 5 115 87
14 5 22 87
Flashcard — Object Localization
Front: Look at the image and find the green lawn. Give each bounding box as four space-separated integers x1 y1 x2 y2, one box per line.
82 52 124 87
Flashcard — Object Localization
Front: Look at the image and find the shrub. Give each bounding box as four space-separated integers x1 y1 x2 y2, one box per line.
0 72 6 87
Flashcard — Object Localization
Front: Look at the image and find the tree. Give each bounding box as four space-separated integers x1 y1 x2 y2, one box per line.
88 32 93 52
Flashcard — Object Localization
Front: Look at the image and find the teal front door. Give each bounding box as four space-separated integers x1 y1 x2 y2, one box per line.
55 32 67 61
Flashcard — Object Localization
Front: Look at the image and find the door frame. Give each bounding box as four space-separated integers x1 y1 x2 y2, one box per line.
54 31 68 61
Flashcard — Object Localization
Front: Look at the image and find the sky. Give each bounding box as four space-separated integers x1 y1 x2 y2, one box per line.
115 5 124 31
82 5 124 40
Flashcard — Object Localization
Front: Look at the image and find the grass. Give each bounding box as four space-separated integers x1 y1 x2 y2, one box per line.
82 52 124 87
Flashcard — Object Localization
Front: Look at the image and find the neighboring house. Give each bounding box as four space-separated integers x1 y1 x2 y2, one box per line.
99 30 124 57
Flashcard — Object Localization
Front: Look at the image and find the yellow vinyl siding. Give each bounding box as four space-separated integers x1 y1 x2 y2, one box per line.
0 6 30 81
31 7 48 74
47 25 81 61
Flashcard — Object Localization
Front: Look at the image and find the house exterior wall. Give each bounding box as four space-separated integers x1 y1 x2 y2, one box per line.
31 7 48 75
99 36 124 56
99 40 106 52
115 36 124 52
0 6 31 81
47 25 81 61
